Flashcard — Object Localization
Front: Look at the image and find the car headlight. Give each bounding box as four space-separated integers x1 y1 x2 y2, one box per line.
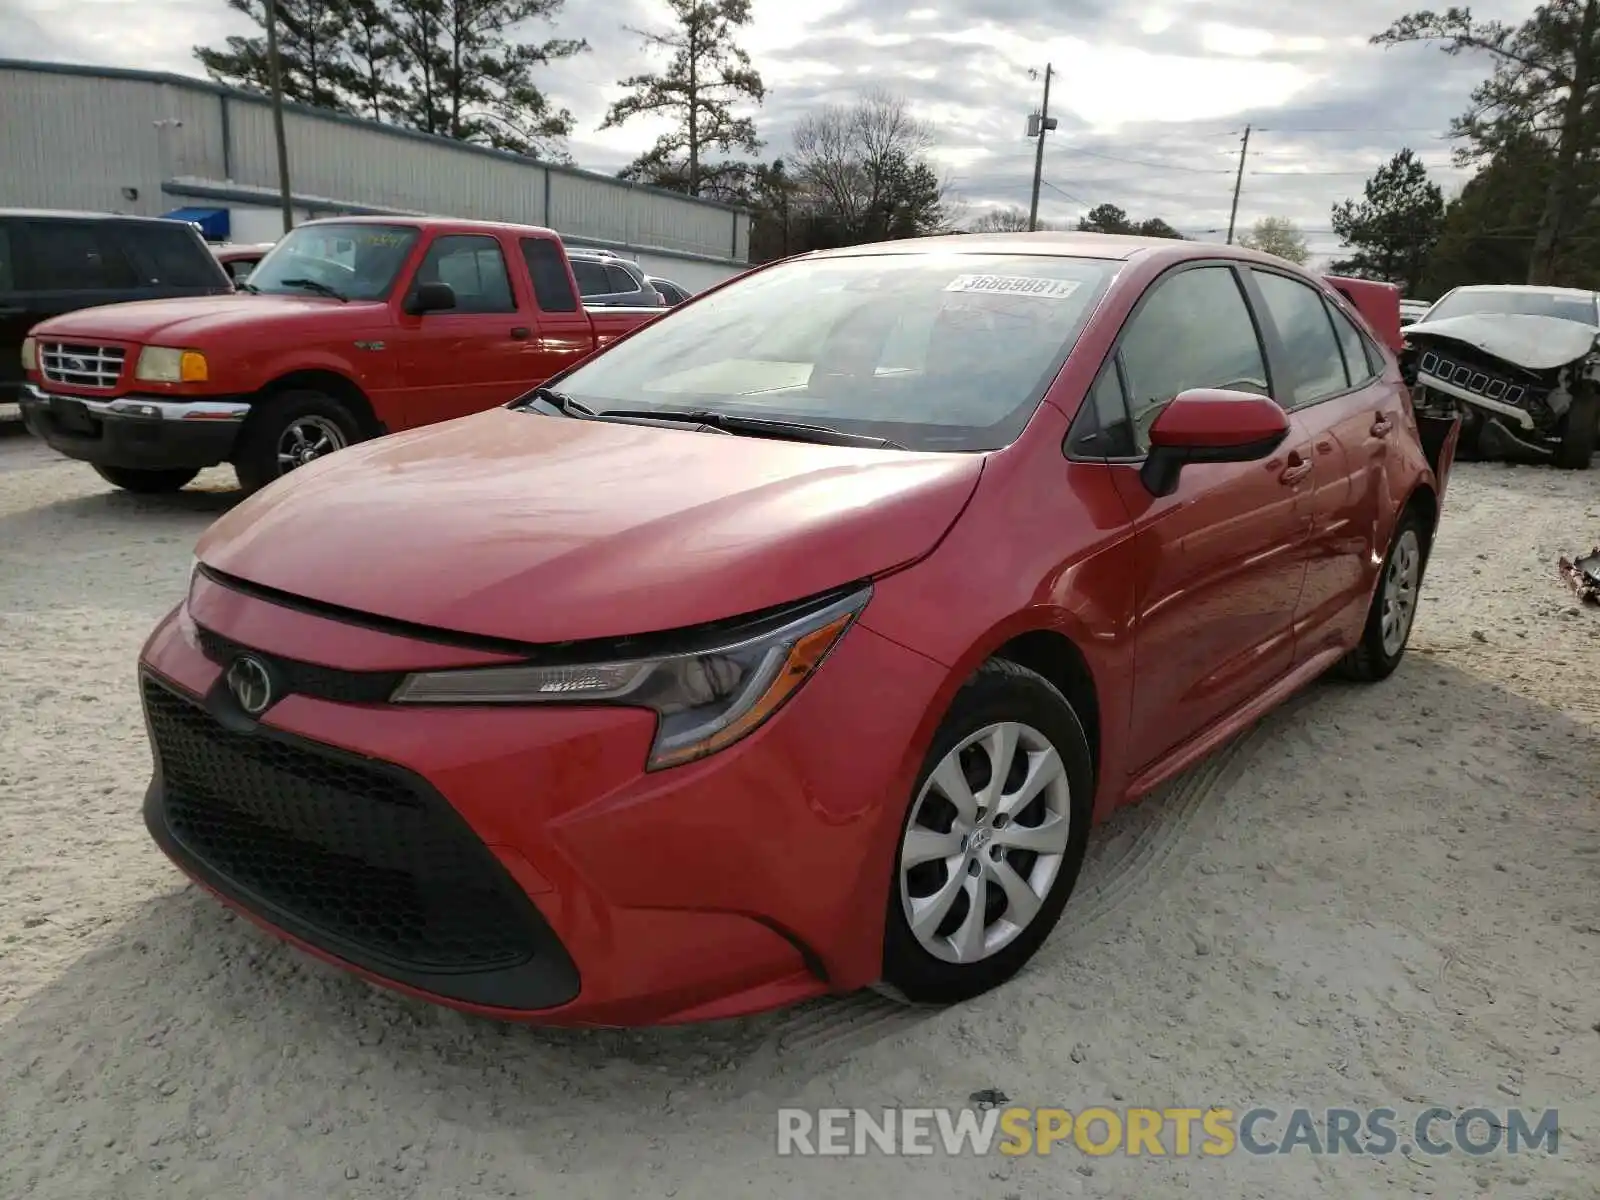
20 337 37 371
391 586 871 769
136 346 209 383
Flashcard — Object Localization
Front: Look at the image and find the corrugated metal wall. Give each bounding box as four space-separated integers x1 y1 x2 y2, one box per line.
0 61 750 270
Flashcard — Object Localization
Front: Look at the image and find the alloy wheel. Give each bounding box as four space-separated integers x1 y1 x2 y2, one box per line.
276 415 348 475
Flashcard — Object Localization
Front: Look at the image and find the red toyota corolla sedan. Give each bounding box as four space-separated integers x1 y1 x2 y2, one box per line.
138 233 1459 1026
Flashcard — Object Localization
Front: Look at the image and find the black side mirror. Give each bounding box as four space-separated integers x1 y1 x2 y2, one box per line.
406 281 457 316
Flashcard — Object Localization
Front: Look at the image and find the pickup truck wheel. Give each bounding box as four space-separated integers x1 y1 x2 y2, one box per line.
91 465 199 494
1339 509 1427 683
234 391 360 494
1554 390 1598 470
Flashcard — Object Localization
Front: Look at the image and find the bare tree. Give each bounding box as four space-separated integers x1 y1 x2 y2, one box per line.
967 205 1058 232
790 89 947 240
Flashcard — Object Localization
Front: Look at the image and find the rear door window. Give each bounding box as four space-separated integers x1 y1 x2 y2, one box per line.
20 221 140 290
115 222 227 287
605 264 638 294
1250 270 1351 406
570 259 611 297
1326 299 1378 386
519 238 579 312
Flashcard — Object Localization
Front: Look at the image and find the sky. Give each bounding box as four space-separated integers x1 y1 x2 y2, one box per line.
0 0 1537 264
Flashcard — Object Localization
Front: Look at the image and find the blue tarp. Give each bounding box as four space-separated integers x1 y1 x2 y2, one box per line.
161 206 230 241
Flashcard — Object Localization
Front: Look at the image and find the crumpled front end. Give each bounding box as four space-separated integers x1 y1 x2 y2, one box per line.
1400 313 1600 464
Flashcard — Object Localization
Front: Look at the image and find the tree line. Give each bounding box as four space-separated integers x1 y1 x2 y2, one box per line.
195 0 952 258
1330 0 1600 296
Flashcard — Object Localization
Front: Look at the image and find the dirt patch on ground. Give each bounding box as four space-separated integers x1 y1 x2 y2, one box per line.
2 433 1597 1198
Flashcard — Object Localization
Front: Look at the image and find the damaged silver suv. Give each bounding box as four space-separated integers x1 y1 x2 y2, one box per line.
1403 284 1600 469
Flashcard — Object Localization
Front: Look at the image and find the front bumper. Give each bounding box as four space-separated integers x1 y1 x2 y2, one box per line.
137 577 949 1025
19 383 248 470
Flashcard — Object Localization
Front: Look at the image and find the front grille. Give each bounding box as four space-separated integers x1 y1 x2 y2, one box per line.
1416 348 1542 408
142 675 561 979
194 623 404 705
39 341 126 390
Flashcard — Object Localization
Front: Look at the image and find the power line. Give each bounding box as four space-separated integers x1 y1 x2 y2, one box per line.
1056 146 1231 175
1041 179 1090 206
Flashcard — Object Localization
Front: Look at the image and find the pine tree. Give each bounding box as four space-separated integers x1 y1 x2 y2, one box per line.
386 0 587 158
1374 1 1600 283
194 0 351 109
600 0 765 197
1330 149 1446 291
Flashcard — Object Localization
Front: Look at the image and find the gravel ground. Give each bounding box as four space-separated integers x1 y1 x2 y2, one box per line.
2 427 1598 1199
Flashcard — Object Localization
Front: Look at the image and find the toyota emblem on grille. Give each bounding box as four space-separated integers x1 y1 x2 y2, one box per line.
226 655 274 715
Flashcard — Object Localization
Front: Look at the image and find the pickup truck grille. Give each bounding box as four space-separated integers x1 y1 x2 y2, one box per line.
39 342 126 390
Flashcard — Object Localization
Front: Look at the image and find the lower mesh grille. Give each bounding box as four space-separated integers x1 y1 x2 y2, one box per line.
142 675 553 976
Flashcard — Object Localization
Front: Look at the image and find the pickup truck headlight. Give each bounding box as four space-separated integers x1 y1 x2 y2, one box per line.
391 586 871 769
136 346 209 383
20 337 36 371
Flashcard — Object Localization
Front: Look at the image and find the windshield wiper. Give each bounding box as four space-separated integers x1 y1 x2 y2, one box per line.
279 277 348 302
237 281 261 294
598 408 907 450
514 386 599 418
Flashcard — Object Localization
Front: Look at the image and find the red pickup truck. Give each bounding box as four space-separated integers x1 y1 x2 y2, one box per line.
18 217 664 494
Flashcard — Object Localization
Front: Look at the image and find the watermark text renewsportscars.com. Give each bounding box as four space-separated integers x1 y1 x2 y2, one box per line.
776 1105 1561 1158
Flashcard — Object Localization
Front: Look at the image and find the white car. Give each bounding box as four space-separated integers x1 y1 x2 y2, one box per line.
1414 283 1600 325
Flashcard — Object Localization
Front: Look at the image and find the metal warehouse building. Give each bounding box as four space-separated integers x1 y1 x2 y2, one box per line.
0 58 751 291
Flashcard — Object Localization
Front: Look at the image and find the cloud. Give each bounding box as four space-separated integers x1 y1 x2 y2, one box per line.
0 0 1535 259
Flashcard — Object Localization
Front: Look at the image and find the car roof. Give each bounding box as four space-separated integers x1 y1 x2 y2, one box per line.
804 229 1290 267
296 214 561 238
1443 283 1598 299
0 208 208 225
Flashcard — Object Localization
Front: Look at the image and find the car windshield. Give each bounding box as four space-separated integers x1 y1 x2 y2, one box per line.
543 252 1120 452
247 223 420 300
1426 288 1600 325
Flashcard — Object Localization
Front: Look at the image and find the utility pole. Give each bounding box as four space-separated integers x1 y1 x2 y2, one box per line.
1026 64 1056 232
265 0 294 235
1225 123 1251 244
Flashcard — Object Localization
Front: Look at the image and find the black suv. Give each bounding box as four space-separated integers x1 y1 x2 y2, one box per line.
1 211 233 419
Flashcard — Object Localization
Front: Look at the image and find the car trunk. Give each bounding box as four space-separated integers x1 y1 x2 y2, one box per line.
1323 273 1461 495
1324 274 1405 353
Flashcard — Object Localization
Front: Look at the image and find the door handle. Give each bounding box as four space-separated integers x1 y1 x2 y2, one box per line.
510 326 530 340
1370 413 1394 437
1279 454 1313 485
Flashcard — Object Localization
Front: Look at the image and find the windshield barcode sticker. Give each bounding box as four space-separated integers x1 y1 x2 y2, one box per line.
944 274 1082 299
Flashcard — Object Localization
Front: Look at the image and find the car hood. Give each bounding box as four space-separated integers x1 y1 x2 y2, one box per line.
1405 313 1600 371
195 409 985 644
31 294 381 344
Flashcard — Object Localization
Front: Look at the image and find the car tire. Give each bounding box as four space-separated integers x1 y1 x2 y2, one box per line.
233 390 362 494
91 464 199 494
880 658 1095 1006
1339 508 1429 683
1554 389 1597 470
